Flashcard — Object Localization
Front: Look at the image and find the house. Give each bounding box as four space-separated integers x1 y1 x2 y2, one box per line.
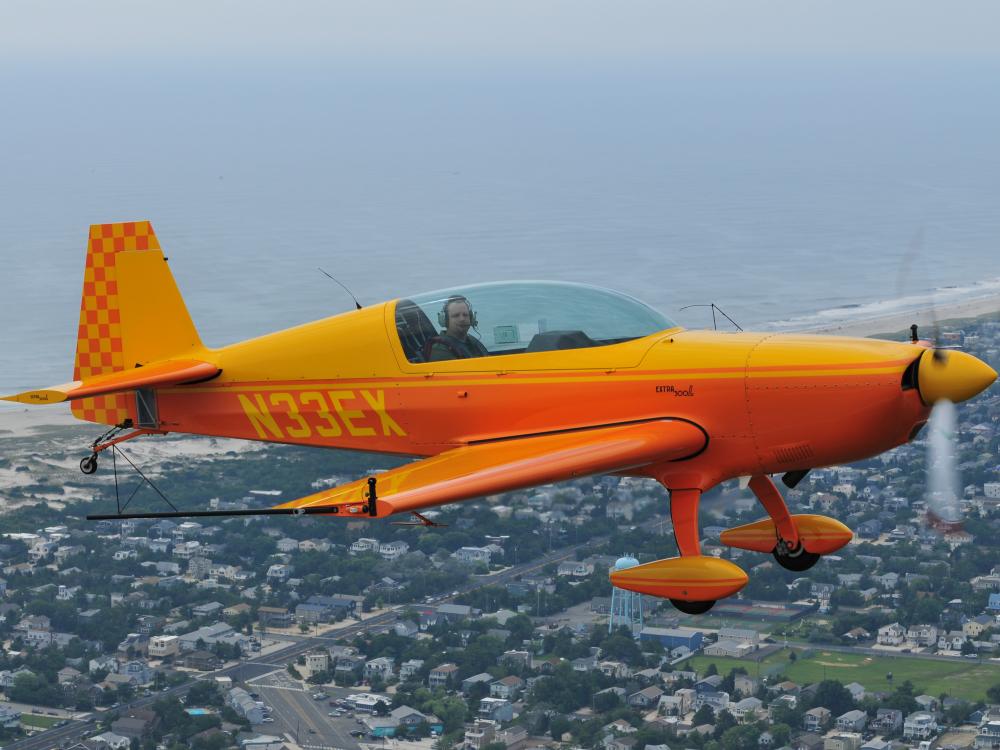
734 675 760 697
903 712 938 740
836 710 867 733
0 704 21 729
223 603 252 618
149 635 179 658
394 620 419 638
465 719 497 750
660 688 695 716
181 650 222 671
229 687 264 724
872 709 903 733
436 603 476 621
906 624 938 647
490 675 525 700
111 709 157 739
364 656 396 681
730 697 763 722
453 546 493 565
257 606 292 628
400 659 424 681
976 721 1000 750
804 707 831 732
192 601 224 618
265 564 291 583
429 663 459 689
964 614 994 638
350 538 380 554
844 683 865 702
628 686 664 709
305 651 330 674
88 732 132 750
876 623 905 646
462 673 494 695
478 697 514 723
824 735 862 750
379 541 410 561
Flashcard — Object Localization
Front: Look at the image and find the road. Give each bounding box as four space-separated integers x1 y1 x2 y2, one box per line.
2 536 602 750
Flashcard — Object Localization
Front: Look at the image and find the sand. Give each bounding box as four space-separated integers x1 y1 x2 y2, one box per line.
803 294 1000 339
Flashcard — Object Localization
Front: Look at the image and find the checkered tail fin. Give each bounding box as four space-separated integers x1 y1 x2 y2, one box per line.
72 221 203 425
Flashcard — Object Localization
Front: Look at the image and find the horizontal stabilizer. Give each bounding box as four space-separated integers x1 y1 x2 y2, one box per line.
2 359 219 405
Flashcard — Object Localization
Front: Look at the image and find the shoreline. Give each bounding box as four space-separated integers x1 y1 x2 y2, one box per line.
801 294 1000 339
2 296 997 439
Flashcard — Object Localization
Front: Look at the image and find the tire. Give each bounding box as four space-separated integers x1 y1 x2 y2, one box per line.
670 598 716 615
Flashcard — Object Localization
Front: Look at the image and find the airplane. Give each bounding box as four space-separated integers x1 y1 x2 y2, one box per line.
4 221 996 613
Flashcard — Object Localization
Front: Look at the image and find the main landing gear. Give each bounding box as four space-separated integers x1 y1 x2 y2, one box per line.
609 474 854 616
609 488 749 615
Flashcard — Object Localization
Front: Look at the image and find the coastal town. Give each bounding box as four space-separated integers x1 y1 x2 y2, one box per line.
0 315 997 750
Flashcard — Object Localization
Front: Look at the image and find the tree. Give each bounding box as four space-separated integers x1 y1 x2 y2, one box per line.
693 704 715 726
988 682 1000 704
809 680 854 716
713 710 737 739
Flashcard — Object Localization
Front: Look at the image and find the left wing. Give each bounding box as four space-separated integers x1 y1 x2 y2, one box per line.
87 419 705 520
275 418 706 518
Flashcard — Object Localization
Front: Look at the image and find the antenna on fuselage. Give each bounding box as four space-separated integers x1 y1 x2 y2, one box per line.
678 303 743 332
318 268 363 310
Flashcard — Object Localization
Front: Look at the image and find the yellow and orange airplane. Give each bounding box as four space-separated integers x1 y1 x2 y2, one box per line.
4 221 996 613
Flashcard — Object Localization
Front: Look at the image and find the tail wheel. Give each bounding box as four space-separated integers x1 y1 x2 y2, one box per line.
772 541 820 572
670 598 716 615
80 454 98 475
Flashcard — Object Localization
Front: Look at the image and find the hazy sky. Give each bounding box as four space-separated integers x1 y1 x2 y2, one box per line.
3 1 999 63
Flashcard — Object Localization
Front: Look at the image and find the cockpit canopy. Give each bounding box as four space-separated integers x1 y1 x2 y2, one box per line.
395 281 676 363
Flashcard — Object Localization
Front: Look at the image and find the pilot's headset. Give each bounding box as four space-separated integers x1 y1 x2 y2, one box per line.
438 295 478 330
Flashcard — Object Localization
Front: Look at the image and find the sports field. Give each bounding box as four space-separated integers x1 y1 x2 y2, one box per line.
19 713 60 729
682 648 1000 702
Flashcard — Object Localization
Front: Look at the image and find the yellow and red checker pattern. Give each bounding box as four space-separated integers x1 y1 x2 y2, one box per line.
71 222 159 425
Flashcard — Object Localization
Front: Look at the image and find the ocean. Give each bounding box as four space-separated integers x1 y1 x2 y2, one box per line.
1 55 999 397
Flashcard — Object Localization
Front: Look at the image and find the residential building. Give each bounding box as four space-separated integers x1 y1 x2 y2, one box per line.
429 663 459 689
903 713 938 740
804 707 831 732
836 710 867 733
877 623 905 646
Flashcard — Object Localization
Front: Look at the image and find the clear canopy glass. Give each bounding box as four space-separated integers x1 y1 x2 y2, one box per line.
394 281 676 363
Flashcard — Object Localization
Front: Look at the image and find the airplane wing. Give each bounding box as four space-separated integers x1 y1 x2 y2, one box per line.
1 359 219 405
274 418 706 518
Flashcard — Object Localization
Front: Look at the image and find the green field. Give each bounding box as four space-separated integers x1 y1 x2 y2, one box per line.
682 648 1000 702
19 714 60 729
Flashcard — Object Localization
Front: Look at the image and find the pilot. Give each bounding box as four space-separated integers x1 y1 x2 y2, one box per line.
425 296 490 361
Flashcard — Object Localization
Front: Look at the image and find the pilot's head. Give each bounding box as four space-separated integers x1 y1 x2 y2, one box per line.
442 296 473 339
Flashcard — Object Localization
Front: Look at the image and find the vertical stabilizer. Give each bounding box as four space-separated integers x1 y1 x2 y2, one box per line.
72 221 203 425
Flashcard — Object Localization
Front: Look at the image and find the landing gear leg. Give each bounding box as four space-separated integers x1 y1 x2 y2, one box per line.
749 475 819 571
668 488 716 614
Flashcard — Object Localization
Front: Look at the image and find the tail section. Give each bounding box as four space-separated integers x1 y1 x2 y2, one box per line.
72 221 204 425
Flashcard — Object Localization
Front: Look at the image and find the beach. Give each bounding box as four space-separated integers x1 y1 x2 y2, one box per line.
805 293 1000 339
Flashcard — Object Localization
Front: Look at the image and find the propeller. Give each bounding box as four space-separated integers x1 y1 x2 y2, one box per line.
923 399 963 533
